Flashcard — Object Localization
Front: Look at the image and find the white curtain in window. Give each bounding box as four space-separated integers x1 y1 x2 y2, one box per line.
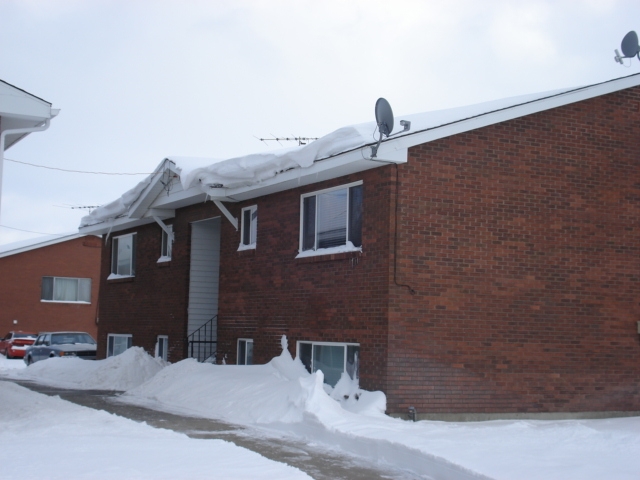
54 278 78 301
78 278 91 302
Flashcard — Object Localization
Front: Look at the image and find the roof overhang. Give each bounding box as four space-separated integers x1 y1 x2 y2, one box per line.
78 73 640 237
0 80 58 150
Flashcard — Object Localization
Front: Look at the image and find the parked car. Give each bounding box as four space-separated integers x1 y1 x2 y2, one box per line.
24 332 97 365
0 331 38 359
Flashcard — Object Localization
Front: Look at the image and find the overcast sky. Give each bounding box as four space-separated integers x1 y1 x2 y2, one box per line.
1 0 639 245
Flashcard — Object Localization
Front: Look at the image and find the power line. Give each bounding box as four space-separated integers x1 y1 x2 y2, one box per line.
0 224 66 235
4 157 153 175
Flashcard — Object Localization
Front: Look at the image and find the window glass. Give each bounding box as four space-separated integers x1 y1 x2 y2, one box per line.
156 336 168 361
41 277 91 303
240 206 257 248
237 339 254 365
298 341 359 387
107 334 132 357
112 234 136 276
301 183 362 252
161 225 173 259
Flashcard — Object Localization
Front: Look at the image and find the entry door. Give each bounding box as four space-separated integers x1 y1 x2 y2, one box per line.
187 217 221 359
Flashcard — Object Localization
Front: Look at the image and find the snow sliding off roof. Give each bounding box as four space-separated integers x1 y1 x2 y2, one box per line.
79 73 640 232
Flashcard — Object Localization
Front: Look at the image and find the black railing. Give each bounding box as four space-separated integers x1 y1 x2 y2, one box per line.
187 315 217 363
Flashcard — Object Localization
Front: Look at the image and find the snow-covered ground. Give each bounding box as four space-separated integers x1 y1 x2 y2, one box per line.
1 338 639 480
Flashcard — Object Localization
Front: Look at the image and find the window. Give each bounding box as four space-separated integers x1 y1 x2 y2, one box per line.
160 225 173 260
41 277 91 303
299 182 363 254
156 335 168 361
239 206 257 250
237 338 253 365
111 233 136 277
107 334 132 357
297 341 359 387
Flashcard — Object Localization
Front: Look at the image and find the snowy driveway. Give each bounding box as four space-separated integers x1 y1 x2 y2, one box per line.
8 379 426 480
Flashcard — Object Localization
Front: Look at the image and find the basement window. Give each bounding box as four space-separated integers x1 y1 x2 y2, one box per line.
297 341 359 387
156 335 168 361
41 276 91 303
237 338 253 365
238 206 257 251
107 334 132 357
298 182 362 258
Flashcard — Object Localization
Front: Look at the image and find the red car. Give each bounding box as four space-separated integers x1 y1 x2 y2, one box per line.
0 331 38 359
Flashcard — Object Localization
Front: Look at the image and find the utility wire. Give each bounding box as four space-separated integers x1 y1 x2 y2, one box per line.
0 224 65 235
4 157 153 175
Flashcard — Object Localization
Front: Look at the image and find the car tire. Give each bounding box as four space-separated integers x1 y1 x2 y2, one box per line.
5 350 12 359
25 355 32 365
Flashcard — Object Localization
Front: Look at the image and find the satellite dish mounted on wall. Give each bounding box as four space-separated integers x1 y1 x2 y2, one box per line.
371 98 411 158
614 30 640 64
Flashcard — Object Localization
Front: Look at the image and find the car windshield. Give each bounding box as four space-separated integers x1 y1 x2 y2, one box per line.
50 333 96 345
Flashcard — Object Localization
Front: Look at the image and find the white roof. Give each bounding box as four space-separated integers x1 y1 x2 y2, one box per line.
0 233 89 259
78 73 640 235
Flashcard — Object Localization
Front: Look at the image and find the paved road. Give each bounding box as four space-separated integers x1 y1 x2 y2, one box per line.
10 380 425 480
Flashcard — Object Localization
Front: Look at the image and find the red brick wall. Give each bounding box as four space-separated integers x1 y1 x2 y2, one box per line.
217 168 393 391
96 220 189 360
0 236 101 338
386 87 640 414
97 168 394 389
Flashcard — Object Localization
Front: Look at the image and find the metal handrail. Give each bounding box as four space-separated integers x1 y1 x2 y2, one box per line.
187 315 217 363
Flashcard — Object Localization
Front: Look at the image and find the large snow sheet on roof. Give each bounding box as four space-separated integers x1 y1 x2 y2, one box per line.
80 87 572 228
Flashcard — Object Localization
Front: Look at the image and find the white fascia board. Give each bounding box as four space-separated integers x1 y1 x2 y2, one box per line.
127 161 178 219
205 146 408 202
78 215 160 236
0 83 53 121
385 74 640 153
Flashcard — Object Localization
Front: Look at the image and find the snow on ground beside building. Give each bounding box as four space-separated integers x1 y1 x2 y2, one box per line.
2 341 640 480
0 380 311 480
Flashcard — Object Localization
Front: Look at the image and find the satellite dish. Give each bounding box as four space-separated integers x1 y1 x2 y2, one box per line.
375 98 394 137
370 98 411 158
621 31 640 58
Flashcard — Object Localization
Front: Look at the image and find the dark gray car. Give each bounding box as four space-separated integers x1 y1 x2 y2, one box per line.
24 332 97 365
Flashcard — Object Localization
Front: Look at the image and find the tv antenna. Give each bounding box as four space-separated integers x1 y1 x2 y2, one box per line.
371 98 411 158
614 30 640 64
256 136 318 146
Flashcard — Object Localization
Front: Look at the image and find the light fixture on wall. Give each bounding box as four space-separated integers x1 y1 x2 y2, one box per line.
12 319 17 325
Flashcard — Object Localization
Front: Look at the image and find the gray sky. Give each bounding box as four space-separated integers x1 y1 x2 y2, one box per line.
1 0 639 245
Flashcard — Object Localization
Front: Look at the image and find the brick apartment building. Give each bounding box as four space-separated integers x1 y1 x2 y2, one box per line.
79 74 640 418
0 234 101 338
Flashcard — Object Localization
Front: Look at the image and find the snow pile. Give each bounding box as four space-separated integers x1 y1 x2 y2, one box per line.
6 347 165 390
0 382 311 480
123 337 385 425
3 340 640 479
0 353 26 371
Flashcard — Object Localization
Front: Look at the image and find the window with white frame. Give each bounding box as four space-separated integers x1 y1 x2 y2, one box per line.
41 276 91 303
107 334 132 357
297 341 359 387
299 182 363 254
111 233 136 277
160 225 173 260
156 335 168 361
239 206 257 250
237 338 253 365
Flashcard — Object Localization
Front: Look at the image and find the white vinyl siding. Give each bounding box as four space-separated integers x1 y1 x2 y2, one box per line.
187 218 220 359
